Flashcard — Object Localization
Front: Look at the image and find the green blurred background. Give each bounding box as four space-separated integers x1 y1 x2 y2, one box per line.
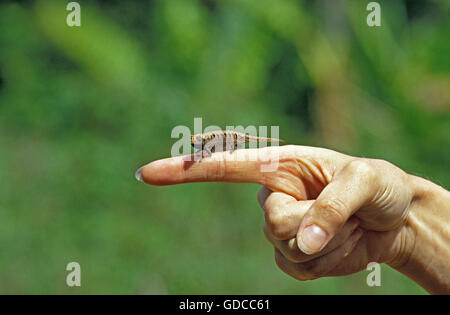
0 0 448 294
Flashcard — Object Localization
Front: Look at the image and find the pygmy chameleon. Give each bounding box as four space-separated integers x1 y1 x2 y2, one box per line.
190 130 284 159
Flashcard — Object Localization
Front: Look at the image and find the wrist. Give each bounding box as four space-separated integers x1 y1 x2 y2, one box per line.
389 175 450 294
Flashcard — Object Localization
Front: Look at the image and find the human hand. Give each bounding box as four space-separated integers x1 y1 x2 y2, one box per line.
255 148 414 280
136 144 449 292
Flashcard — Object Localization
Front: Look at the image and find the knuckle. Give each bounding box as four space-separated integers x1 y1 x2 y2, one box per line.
267 220 289 240
347 160 376 181
265 206 281 226
271 225 291 240
316 198 347 226
264 206 288 239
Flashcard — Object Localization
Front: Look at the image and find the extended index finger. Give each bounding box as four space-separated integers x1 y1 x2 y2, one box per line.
135 145 350 201
136 147 281 186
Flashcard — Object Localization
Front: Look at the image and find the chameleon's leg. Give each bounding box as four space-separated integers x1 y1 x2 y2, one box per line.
203 147 213 157
204 136 226 155
192 150 209 162
236 137 246 150
193 146 213 161
193 150 204 161
224 134 238 153
202 141 215 157
192 143 205 161
193 140 215 161
225 139 235 153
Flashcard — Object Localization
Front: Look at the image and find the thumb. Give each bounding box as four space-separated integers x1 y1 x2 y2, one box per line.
296 160 376 255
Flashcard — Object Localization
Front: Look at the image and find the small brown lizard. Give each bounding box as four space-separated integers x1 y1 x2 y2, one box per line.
191 130 284 159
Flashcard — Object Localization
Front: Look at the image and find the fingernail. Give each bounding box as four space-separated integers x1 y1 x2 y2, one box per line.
351 228 363 241
298 224 328 255
135 166 143 182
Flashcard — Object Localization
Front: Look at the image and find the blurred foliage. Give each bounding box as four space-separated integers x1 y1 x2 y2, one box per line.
0 0 448 294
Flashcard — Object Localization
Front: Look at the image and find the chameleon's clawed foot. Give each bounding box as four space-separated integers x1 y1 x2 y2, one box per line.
202 150 212 158
193 150 212 161
193 151 203 161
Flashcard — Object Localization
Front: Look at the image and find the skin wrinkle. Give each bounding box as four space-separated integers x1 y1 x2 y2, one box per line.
299 177 313 201
263 159 307 200
291 157 330 199
373 184 393 209
318 198 348 226
303 157 331 188
360 185 397 229
377 228 401 265
394 224 415 269
294 158 322 196
356 168 411 231
317 158 334 186
211 158 226 181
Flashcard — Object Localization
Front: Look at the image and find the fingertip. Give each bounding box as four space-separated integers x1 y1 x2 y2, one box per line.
135 166 143 182
135 162 156 185
136 158 184 185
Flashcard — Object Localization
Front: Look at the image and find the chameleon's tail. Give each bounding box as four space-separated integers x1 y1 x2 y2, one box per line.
245 135 285 143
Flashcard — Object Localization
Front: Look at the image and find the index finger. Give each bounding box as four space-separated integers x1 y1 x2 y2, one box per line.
135 147 280 186
135 145 350 200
